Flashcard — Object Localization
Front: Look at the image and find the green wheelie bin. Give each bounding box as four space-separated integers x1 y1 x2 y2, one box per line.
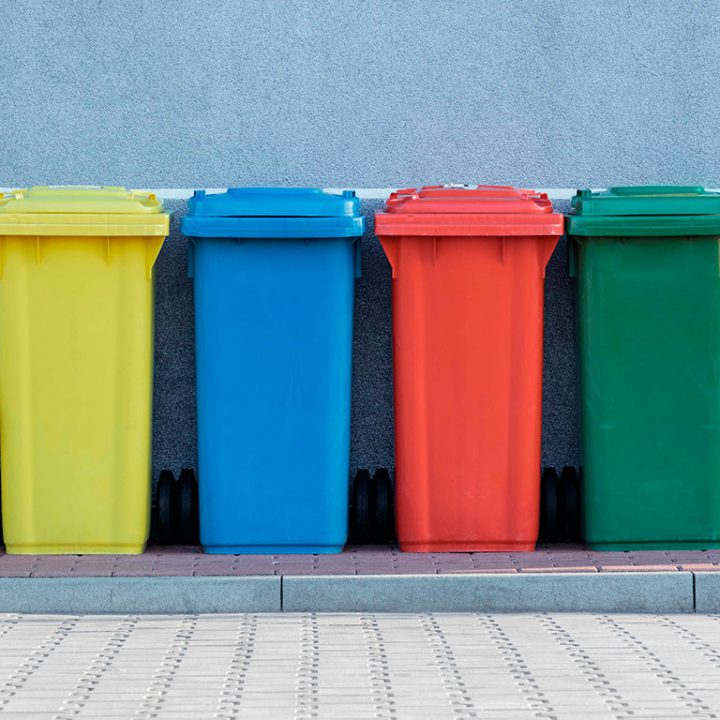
569 186 720 550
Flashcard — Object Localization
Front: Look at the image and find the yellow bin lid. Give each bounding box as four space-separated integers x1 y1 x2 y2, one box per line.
0 186 170 236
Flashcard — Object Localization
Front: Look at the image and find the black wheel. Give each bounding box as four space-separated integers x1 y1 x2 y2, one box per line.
351 469 372 544
155 470 176 544
577 466 585 542
371 469 394 544
559 466 580 543
178 468 199 545
539 467 559 543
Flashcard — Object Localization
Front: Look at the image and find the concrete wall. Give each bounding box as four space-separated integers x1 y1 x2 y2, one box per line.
2 1 718 187
1 0 718 476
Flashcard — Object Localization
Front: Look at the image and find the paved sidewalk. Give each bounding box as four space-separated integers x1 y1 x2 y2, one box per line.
0 613 719 718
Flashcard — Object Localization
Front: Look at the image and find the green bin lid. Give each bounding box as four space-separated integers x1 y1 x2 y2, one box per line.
568 186 720 237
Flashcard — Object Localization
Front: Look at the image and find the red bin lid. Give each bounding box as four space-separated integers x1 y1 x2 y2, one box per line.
375 185 564 236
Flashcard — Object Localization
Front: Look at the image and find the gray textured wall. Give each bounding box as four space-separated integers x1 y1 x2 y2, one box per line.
1 1 718 186
1 0 717 477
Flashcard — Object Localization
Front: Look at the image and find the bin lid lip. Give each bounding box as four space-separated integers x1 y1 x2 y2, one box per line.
182 214 365 239
571 186 720 216
384 185 555 214
0 186 166 214
186 187 362 218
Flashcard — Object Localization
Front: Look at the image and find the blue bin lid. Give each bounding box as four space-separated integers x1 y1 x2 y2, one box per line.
182 188 365 238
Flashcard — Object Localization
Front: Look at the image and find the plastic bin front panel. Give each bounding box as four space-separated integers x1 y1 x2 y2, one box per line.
578 236 720 549
193 237 355 553
0 235 156 554
386 234 552 552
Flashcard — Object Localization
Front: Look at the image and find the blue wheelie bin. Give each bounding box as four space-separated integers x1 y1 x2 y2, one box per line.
182 188 364 553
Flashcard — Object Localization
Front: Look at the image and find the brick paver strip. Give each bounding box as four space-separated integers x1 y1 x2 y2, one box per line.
0 545 715 577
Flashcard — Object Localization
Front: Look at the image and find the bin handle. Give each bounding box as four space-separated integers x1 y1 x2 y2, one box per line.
609 185 703 196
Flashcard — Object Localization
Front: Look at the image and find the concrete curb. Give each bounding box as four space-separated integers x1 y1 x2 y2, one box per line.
691 572 720 613
0 577 281 614
282 572 695 614
0 572 700 614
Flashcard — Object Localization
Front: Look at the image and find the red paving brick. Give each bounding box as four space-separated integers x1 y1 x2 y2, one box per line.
596 564 678 572
678 563 720 572
518 566 599 573
0 544 716 577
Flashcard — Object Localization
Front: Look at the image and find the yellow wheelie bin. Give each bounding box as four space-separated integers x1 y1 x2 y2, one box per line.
0 187 169 554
